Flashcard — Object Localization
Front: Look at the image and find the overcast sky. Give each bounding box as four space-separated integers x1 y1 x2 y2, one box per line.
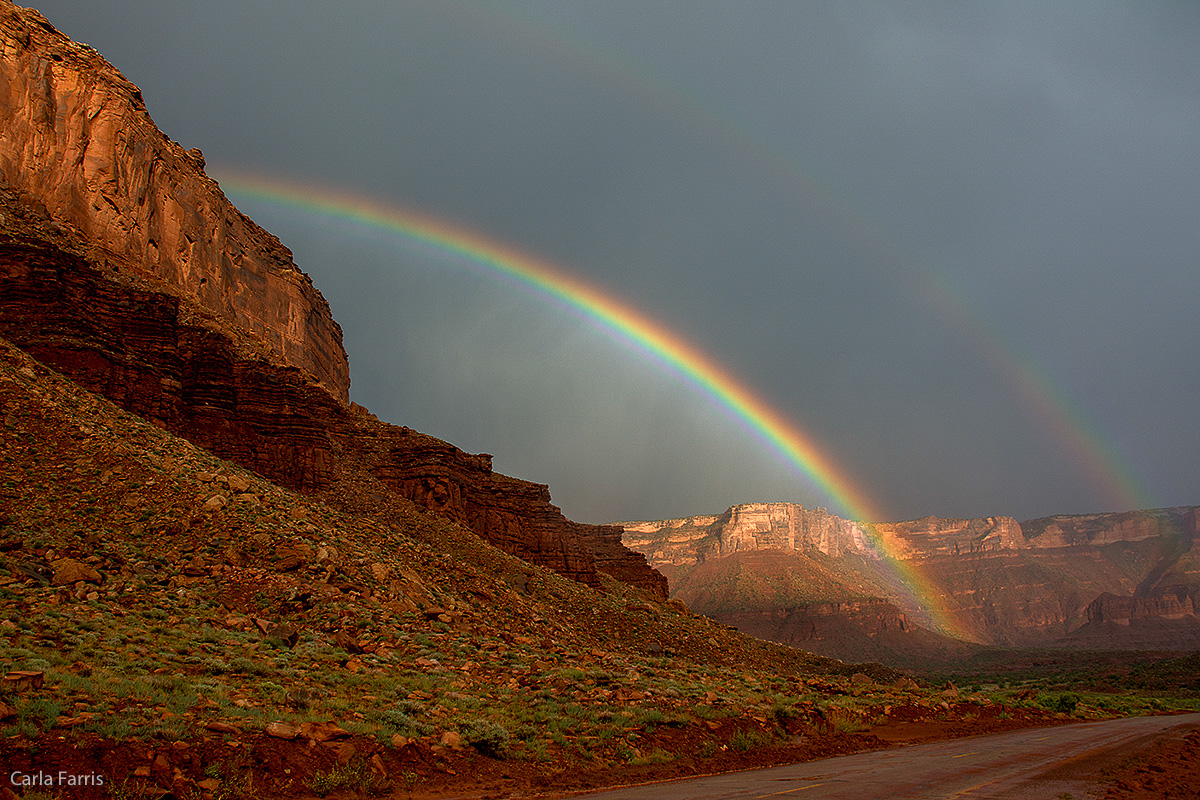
34 2 1200 525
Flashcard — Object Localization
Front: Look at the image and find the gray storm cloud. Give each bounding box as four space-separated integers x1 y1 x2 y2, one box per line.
33 1 1200 524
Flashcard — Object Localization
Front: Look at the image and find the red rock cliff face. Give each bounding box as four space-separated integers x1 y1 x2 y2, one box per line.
0 7 667 598
0 234 341 492
872 515 1024 559
1059 588 1200 650
710 503 874 559
1086 590 1196 625
1022 509 1191 548
723 599 910 646
0 197 666 597
0 3 350 402
624 502 1022 564
624 502 1200 646
367 432 601 588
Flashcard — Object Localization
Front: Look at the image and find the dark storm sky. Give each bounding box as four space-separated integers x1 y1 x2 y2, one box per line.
32 2 1200 524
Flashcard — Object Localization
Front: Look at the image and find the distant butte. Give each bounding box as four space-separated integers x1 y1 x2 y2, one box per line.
623 502 1200 659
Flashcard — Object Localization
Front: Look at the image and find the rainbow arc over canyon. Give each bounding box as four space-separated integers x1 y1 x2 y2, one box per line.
479 7 1154 516
218 171 972 638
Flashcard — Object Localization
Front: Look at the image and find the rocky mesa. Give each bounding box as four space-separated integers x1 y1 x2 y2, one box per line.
624 502 1200 654
0 1 665 599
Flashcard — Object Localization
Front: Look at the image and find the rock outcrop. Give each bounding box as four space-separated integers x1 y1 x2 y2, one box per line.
1059 588 1200 650
1023 509 1191 548
0 181 667 599
1085 590 1196 625
575 524 669 599
0 232 342 491
0 2 349 401
0 7 667 599
719 599 912 656
621 502 873 565
625 501 1200 649
872 515 1024 559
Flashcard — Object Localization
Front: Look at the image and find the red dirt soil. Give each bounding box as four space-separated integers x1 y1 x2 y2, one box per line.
0 704 1072 800
1100 727 1200 800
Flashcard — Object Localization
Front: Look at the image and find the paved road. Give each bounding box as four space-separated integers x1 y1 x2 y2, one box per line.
570 713 1200 800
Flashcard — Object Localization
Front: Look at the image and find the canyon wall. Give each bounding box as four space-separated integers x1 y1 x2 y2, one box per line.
625 502 1200 647
624 503 1025 566
0 2 350 402
872 515 1024 559
621 503 874 564
1023 509 1191 548
1059 588 1200 650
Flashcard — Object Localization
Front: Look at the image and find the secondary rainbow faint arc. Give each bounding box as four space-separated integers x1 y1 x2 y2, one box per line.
479 6 1153 514
219 172 882 519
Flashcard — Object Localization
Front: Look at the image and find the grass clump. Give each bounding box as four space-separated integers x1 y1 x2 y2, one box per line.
460 719 511 758
728 728 774 752
11 696 62 736
628 748 675 766
308 759 385 797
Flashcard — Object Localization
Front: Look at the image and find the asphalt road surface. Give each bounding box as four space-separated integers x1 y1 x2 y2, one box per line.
572 713 1200 800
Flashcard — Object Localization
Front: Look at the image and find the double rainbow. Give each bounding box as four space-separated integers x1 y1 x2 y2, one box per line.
218 171 975 638
478 6 1154 516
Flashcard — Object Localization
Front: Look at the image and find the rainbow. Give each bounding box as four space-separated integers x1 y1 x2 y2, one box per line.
219 173 879 518
479 5 1154 515
216 170 973 639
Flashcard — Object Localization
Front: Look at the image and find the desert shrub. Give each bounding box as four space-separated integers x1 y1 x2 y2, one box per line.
376 708 414 728
632 707 665 728
201 657 232 674
85 713 133 740
1048 693 1079 714
394 698 425 716
461 719 511 758
563 702 591 720
228 657 269 675
512 722 539 742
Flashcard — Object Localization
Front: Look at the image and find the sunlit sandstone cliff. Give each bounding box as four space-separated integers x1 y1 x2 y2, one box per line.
0 3 666 599
621 503 875 565
0 2 349 401
624 502 1200 648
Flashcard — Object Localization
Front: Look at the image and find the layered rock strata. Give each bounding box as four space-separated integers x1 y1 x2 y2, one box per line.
621 503 874 566
1022 508 1194 548
722 599 910 647
1060 588 1200 650
872 515 1023 559
0 2 349 401
625 503 1024 565
0 204 665 596
0 236 338 491
625 502 1200 646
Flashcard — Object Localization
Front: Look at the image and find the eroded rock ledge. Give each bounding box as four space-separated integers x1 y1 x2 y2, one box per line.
0 224 664 597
